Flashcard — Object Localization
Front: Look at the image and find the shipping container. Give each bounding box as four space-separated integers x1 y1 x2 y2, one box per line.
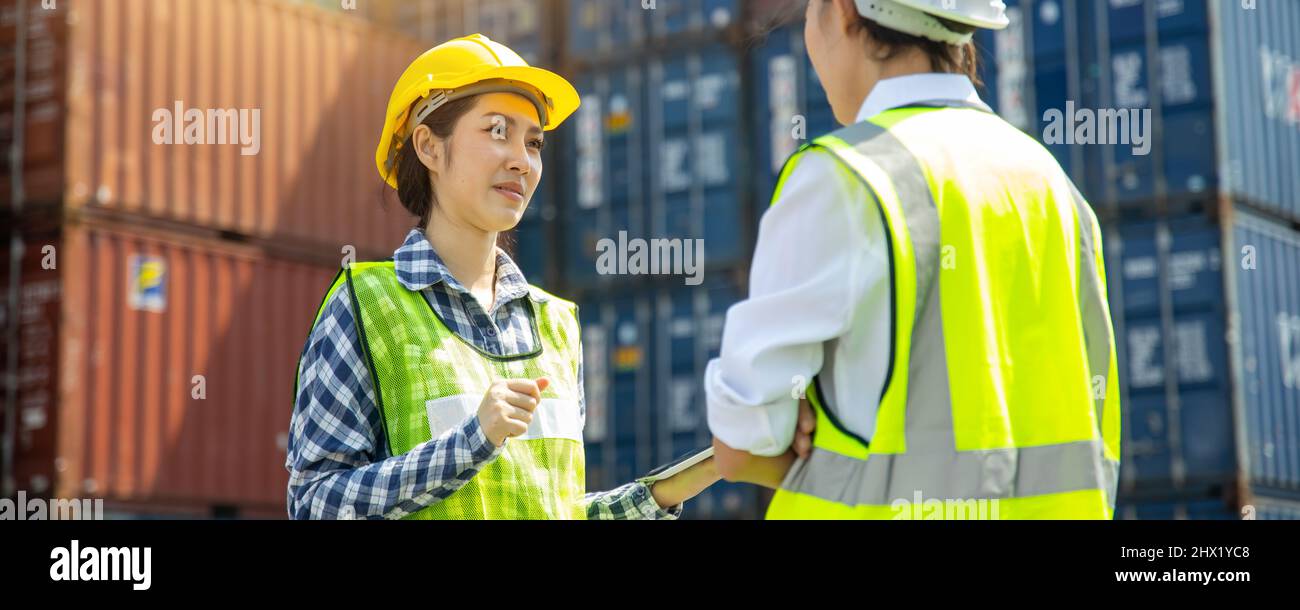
1251 496 1300 520
578 293 656 494
565 0 736 59
1105 204 1300 503
566 0 646 59
1115 496 1241 520
3 220 342 516
978 0 1088 182
1214 0 1300 222
0 0 425 259
578 277 763 519
1116 493 1300 520
562 66 649 289
0 0 69 206
1108 214 1235 497
646 0 737 41
646 45 747 270
357 0 552 66
975 0 1300 221
0 227 61 499
652 276 762 519
1229 208 1300 495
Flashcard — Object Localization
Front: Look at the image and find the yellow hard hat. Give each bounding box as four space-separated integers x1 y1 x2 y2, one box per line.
375 33 581 189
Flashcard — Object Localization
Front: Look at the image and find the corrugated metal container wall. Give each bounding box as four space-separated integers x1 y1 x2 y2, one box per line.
1106 214 1235 498
978 0 1297 221
1230 209 1300 495
1253 497 1300 520
562 67 647 289
646 0 736 40
52 222 339 514
1105 204 1300 511
567 0 646 58
578 294 656 494
46 0 423 257
647 45 745 269
1081 0 1216 212
567 0 735 58
0 0 68 208
363 0 550 66
651 276 760 519
1115 497 1240 520
0 228 62 498
1214 0 1300 221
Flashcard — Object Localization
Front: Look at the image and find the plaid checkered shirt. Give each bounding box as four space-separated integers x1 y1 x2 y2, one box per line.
287 228 681 520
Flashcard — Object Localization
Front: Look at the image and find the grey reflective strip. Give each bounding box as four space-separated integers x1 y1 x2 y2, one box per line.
785 440 1121 506
785 113 1116 510
1069 181 1118 510
1068 182 1114 441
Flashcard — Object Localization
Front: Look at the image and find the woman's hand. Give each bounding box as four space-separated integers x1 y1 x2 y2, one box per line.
648 457 722 510
711 398 816 490
792 398 816 459
478 377 549 448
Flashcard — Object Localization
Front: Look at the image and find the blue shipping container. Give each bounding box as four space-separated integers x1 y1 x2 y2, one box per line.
1252 497 1300 520
647 45 747 269
1105 204 1300 500
1230 209 1300 495
566 0 647 57
1107 214 1235 496
578 294 657 492
567 0 735 57
1115 497 1240 520
646 0 737 40
1214 0 1300 221
652 278 762 519
980 0 1300 219
563 68 649 288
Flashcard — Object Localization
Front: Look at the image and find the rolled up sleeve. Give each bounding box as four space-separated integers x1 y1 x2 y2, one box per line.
706 152 871 457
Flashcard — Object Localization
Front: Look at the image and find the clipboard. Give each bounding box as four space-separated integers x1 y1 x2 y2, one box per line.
636 446 714 485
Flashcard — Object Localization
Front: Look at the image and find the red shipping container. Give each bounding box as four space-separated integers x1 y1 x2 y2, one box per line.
2 0 428 259
3 220 344 517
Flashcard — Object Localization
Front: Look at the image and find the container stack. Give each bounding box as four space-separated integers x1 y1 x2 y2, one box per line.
1 0 426 517
555 0 765 519
5 0 1297 521
976 0 1300 519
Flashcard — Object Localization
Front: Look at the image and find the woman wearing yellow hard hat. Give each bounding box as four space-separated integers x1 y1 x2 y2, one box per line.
287 34 719 520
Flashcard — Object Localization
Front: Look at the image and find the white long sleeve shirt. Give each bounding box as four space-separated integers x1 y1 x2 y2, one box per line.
705 74 986 457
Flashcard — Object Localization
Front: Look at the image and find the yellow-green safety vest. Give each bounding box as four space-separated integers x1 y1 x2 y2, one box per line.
765 103 1122 520
297 261 587 519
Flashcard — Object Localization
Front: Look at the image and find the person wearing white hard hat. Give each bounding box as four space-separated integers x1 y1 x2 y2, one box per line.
288 34 719 520
707 0 1122 519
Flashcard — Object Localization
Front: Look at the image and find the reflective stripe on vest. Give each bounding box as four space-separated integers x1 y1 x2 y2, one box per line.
765 106 1122 520
303 261 587 520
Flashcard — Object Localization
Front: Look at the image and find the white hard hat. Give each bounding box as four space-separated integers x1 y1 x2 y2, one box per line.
854 0 1010 45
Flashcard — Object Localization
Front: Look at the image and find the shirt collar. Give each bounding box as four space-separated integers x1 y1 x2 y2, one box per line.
392 228 531 305
854 73 989 123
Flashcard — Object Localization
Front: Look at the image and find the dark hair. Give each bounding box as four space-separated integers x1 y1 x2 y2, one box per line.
825 0 982 87
383 95 482 229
